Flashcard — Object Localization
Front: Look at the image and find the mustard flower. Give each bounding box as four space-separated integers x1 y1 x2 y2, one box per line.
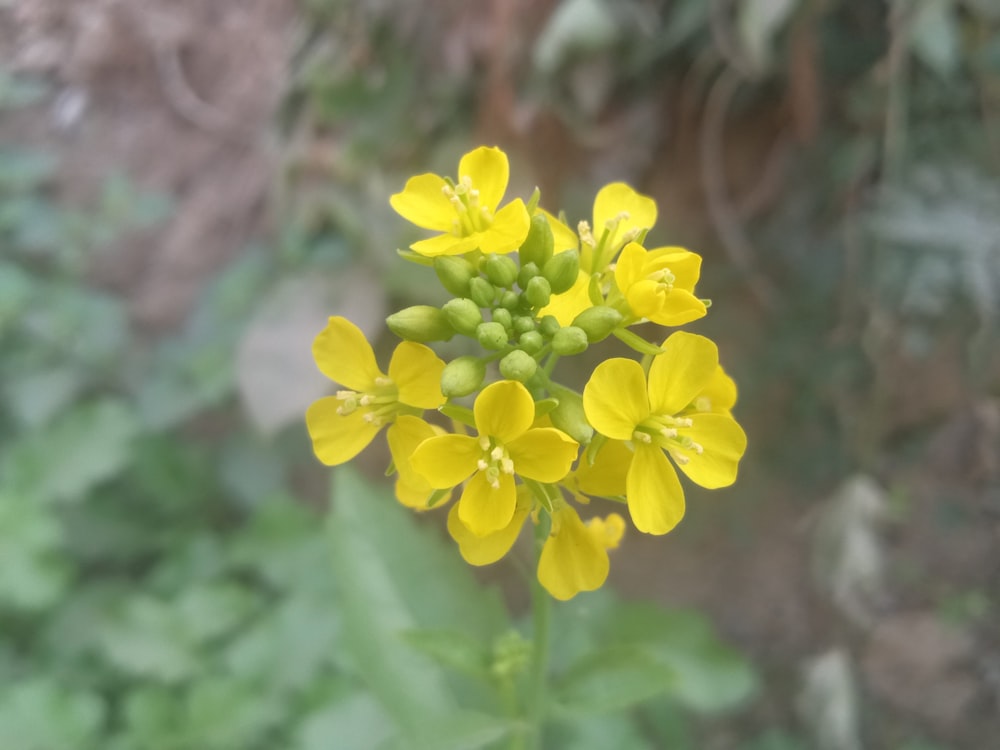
386 415 449 510
306 317 445 465
390 146 530 257
582 332 747 535
410 380 578 536
613 241 706 326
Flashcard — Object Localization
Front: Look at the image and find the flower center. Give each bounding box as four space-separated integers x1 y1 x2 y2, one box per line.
632 413 703 465
334 375 400 427
476 434 515 489
442 176 493 236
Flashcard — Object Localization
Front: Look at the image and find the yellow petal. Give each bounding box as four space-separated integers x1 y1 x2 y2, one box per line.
538 505 609 601
389 342 445 409
674 413 747 489
613 242 646 293
410 433 480 488
458 146 509 212
410 232 479 258
588 513 625 550
447 487 530 565
575 439 633 497
387 416 440 508
593 183 657 248
583 359 650 441
624 279 666 319
458 470 516 537
538 208 580 253
474 380 535 443
627 443 685 534
312 317 382 390
478 199 530 255
691 366 738 414
539 271 592 327
507 428 579 482
647 332 719 415
647 288 707 327
644 247 702 291
306 397 381 465
390 173 454 231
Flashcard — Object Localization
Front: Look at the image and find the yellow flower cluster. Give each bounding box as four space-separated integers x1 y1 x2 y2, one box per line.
306 146 747 600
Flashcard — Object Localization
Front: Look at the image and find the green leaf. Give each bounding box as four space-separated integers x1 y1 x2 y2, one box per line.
401 629 493 681
0 491 69 611
909 0 961 78
296 694 393 750
0 149 58 191
553 644 676 714
327 467 510 738
3 367 84 428
0 679 105 750
549 713 653 750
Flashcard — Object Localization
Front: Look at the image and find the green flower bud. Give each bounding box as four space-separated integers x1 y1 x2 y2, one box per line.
499 350 538 382
441 355 486 398
442 298 483 336
542 250 580 294
520 213 554 268
551 325 588 355
469 277 495 308
538 315 561 338
524 276 551 308
548 383 594 445
517 262 539 290
492 307 513 331
519 330 544 354
387 305 453 342
499 290 519 310
571 306 623 343
433 256 476 297
512 315 536 334
482 254 519 289
476 321 508 350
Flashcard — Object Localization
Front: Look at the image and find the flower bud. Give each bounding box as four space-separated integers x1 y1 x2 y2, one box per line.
571 306 623 343
512 315 536 334
524 276 551 309
541 250 580 294
387 305 453 342
517 262 539 290
499 350 538 382
440 355 486 398
469 277 495 308
551 325 588 355
476 321 509 350
482 254 519 289
491 307 512 331
548 383 594 445
518 330 544 354
520 213 554 268
499 290 520 310
442 298 483 336
538 315 560 338
433 256 476 297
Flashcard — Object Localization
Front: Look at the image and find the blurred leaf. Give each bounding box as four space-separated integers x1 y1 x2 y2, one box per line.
181 677 286 750
3 367 84 428
0 491 69 611
219 434 285 508
0 679 104 750
0 72 48 109
909 0 961 78
0 150 57 191
401 629 493 681
0 261 35 331
3 399 140 505
534 0 619 74
550 713 653 750
296 693 393 750
23 284 129 367
327 467 510 739
743 729 809 750
737 0 797 75
554 645 676 714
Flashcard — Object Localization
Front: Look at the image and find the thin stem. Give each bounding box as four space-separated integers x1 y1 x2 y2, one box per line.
527 520 552 750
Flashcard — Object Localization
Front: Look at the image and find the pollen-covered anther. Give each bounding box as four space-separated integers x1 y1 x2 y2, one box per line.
477 459 489 471
500 457 515 474
374 376 393 387
490 446 504 461
485 466 501 489
620 228 641 244
359 394 373 406
660 427 678 439
478 435 491 450
578 220 595 246
670 451 691 465
632 430 652 444
605 211 629 231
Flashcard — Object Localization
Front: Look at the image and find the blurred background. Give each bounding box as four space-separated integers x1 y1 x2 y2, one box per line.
2 0 999 748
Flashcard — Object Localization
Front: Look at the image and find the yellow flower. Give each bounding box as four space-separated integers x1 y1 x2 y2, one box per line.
386 415 450 509
306 317 445 465
567 438 634 500
410 380 579 536
614 242 707 326
540 182 658 273
390 146 530 257
447 485 533 566
582 332 747 535
538 505 625 601
539 270 592 327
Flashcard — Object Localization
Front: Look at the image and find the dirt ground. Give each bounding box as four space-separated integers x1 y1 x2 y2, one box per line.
4 0 1000 747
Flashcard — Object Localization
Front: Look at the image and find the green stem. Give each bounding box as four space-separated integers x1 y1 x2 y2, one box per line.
527 520 552 750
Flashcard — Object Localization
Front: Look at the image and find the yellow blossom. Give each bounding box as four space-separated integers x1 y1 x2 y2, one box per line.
390 146 530 257
410 380 578 536
538 505 625 601
386 415 450 509
306 317 445 466
613 242 706 326
582 332 747 534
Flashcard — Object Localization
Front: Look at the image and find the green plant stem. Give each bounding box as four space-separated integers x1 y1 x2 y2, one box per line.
527 521 552 750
